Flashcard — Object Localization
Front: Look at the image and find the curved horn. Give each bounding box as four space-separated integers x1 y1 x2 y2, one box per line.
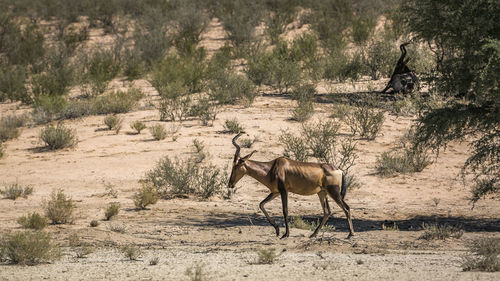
232 133 242 162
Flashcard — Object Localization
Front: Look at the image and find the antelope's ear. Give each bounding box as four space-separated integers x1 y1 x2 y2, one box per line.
241 150 257 161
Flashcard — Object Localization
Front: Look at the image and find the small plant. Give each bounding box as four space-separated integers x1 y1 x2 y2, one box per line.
0 142 4 158
75 246 94 259
90 220 99 227
1 183 33 200
122 245 142 260
191 139 207 163
185 263 210 281
462 237 500 272
158 96 192 122
291 83 315 122
257 248 277 264
133 184 159 210
130 121 147 134
104 203 120 220
223 118 244 134
239 137 256 148
345 105 384 140
419 223 464 240
108 224 126 233
92 88 144 114
104 182 118 198
279 130 309 162
149 124 167 141
103 115 123 133
0 230 61 265
432 198 441 207
45 189 74 224
302 120 340 163
382 222 399 231
149 257 160 266
289 216 334 233
39 123 78 150
0 115 25 142
68 233 81 247
17 212 48 230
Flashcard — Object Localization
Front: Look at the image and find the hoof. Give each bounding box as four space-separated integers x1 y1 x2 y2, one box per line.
347 233 355 239
280 233 289 239
309 233 318 238
275 228 280 237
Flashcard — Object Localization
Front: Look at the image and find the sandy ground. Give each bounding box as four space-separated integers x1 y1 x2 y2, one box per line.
1 18 499 281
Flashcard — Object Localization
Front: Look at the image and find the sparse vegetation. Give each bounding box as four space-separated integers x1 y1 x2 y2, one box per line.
133 184 159 210
1 183 33 200
419 223 464 240
108 224 126 234
45 189 74 224
90 220 99 227
0 114 26 142
382 222 399 231
103 115 123 133
0 231 61 265
104 203 120 220
185 263 210 281
17 213 48 230
75 246 94 259
149 257 160 266
149 124 167 141
290 216 334 233
345 104 384 140
256 248 278 264
122 245 142 261
462 237 500 272
39 123 78 150
223 119 244 134
130 121 147 134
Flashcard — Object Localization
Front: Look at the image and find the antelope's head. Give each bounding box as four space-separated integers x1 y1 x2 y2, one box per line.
228 133 256 189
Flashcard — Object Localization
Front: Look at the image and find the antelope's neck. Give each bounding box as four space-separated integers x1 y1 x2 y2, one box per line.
244 160 273 188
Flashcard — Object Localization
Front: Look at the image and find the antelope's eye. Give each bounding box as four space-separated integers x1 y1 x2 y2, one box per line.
238 159 244 165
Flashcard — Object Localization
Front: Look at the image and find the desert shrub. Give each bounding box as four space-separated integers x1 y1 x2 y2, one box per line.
0 231 61 265
279 130 309 162
61 24 89 52
264 0 298 44
122 245 142 261
75 246 94 259
376 130 432 177
92 88 144 115
185 263 210 281
103 115 123 133
170 1 210 56
189 97 218 126
223 119 244 134
104 203 120 220
1 183 33 200
150 257 159 266
130 121 147 134
17 213 48 230
462 237 500 272
351 16 376 46
291 83 315 122
302 120 340 163
1 21 45 66
45 189 75 224
122 50 144 81
60 99 93 119
323 51 365 83
382 222 399 231
0 65 28 103
0 142 4 158
256 248 277 264
32 95 68 124
31 57 75 99
83 49 121 95
149 124 167 141
290 33 322 81
191 138 207 164
108 224 126 233
39 123 78 150
158 96 192 122
239 137 256 148
363 37 399 80
144 156 227 199
133 8 171 67
290 216 334 233
419 223 463 240
89 220 99 227
345 105 384 140
208 71 257 105
0 114 26 142
133 184 159 210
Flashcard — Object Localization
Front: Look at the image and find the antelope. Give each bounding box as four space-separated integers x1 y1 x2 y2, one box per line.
227 133 355 239
381 42 419 94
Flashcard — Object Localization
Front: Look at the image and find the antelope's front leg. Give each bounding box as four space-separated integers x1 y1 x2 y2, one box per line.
278 181 289 239
259 193 280 236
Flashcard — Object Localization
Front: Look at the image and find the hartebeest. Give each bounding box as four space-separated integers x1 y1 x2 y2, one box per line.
381 42 419 94
227 133 355 239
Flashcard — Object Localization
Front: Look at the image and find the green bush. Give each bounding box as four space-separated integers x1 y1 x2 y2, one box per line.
462 237 500 272
122 245 142 261
61 24 89 52
0 65 28 103
39 123 78 150
17 213 48 230
256 248 277 264
133 184 159 210
32 94 68 124
290 83 315 122
89 220 99 227
130 121 147 134
149 124 167 141
345 105 385 140
45 189 75 224
84 49 121 94
92 88 144 115
0 115 25 142
279 130 309 162
103 115 123 133
60 99 93 119
0 231 61 265
158 95 192 122
0 183 33 200
104 203 120 220
363 37 399 80
189 97 218 126
144 156 227 199
223 118 244 134
208 71 257 105
0 142 4 158
302 120 340 163
1 21 45 66
170 1 210 56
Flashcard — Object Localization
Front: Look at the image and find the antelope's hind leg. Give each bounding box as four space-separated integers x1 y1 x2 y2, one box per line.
325 185 355 238
259 193 280 236
310 191 332 238
278 180 289 239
